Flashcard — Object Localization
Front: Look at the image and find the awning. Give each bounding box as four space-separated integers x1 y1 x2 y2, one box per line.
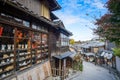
85 53 95 56
101 52 106 56
103 52 113 59
53 51 73 59
69 51 77 59
100 50 113 59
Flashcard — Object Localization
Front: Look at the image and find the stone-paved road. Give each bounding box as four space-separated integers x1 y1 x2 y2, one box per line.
68 61 116 80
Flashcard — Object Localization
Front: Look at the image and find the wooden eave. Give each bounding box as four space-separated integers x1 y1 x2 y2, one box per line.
50 12 59 21
47 0 61 11
54 21 72 36
58 27 73 36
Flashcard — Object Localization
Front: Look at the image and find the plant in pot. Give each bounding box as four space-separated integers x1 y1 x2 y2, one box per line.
113 48 120 57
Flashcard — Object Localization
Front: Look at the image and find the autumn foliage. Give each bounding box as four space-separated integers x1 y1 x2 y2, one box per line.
94 0 120 46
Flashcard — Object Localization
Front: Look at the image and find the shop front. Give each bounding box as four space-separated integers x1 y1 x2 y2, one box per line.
0 13 50 79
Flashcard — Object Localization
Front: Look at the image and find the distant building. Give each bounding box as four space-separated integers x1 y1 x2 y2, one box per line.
105 40 116 50
75 40 81 44
81 41 105 53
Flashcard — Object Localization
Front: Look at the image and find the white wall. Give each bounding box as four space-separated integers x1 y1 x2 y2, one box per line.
116 56 120 72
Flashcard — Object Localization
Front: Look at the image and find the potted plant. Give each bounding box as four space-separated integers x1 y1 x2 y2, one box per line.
113 48 120 57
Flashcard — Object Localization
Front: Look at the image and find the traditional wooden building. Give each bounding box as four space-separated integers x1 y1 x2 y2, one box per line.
50 20 72 79
0 0 66 80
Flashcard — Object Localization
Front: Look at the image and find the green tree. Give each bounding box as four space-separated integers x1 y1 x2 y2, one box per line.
113 48 120 57
70 39 75 45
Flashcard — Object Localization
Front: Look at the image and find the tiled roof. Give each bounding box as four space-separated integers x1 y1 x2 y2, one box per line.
53 51 73 59
81 41 105 48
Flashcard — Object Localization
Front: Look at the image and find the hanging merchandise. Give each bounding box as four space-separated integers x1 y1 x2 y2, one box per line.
16 30 23 43
0 26 3 37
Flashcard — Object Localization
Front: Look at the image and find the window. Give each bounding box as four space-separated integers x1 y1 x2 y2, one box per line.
60 33 69 46
23 20 30 27
32 24 37 29
32 24 48 32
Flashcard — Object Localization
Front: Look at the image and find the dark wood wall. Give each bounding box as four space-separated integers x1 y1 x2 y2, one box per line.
48 28 60 56
16 0 41 16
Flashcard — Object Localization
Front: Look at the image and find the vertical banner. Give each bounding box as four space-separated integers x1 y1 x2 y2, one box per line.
0 26 3 36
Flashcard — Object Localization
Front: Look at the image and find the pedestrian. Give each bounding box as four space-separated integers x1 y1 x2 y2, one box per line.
108 59 112 73
94 56 97 65
104 57 107 66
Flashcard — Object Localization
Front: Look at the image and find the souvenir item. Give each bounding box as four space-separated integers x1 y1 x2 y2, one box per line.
22 44 24 49
12 45 14 50
10 54 14 57
27 52 30 54
18 44 21 49
7 59 10 62
5 65 14 71
22 62 26 66
0 69 2 73
3 54 9 58
7 44 11 50
1 45 6 51
1 74 6 78
10 59 14 62
17 30 23 43
25 44 28 49
0 27 3 37
1 60 5 64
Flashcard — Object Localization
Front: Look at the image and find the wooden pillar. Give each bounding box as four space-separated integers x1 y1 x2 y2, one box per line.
47 32 50 60
29 22 33 65
59 59 61 76
63 59 66 80
48 29 51 60
14 28 17 70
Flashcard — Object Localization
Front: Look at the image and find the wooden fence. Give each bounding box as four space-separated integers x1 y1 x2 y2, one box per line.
51 68 69 80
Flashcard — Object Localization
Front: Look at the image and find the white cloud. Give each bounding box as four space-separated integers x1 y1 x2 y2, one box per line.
70 28 94 41
60 0 82 10
83 0 106 9
57 13 80 25
92 0 106 9
55 11 94 27
54 9 96 41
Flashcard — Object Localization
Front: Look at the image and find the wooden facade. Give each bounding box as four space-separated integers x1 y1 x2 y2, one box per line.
16 0 42 16
49 21 72 80
0 0 62 79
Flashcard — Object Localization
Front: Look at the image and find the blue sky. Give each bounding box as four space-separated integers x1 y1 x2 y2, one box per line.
54 0 108 41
